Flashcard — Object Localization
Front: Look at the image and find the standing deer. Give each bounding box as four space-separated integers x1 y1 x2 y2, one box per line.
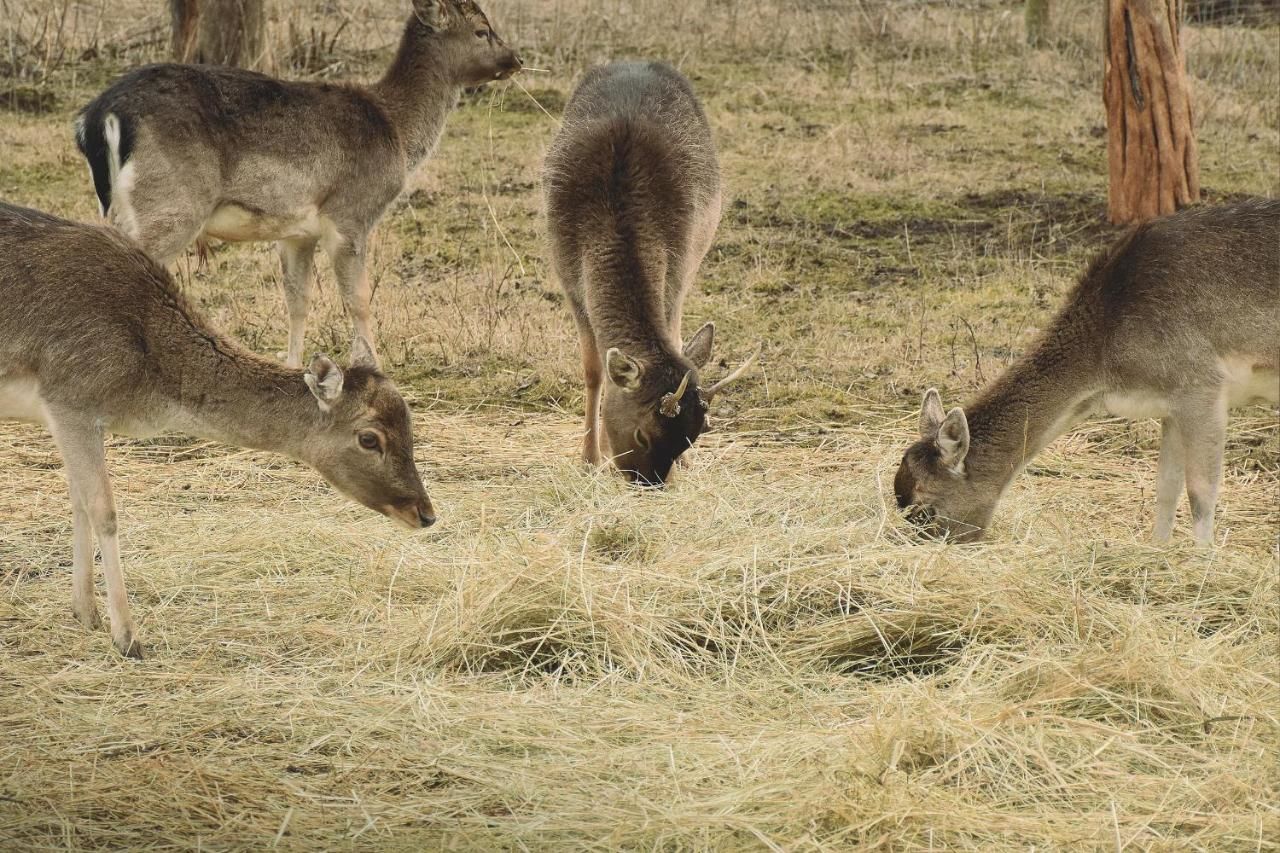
0 202 436 658
543 61 753 486
894 200 1279 544
75 0 521 368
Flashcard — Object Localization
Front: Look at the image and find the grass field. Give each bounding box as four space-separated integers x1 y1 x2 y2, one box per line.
2 0 1278 848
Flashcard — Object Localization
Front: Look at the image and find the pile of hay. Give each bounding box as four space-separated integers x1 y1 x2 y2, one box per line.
2 0 1276 848
3 409 1276 848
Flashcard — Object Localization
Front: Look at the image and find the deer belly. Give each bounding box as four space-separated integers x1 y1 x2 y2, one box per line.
0 375 47 425
1101 390 1170 420
104 418 164 439
204 203 323 242
1101 358 1278 420
1221 356 1280 408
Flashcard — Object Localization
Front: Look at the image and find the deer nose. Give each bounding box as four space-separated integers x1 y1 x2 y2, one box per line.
417 504 437 528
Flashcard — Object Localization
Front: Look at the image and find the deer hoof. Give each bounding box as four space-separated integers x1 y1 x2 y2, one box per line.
113 631 145 660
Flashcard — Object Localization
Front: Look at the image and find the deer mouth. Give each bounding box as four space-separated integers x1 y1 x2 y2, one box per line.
384 499 437 530
494 58 523 80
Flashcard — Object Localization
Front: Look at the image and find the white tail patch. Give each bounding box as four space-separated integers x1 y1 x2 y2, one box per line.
111 162 139 240
102 114 140 238
103 113 123 186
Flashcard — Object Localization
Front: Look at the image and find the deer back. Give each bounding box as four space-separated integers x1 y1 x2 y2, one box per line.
545 61 720 334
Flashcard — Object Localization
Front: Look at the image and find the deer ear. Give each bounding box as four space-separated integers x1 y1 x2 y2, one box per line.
682 322 715 368
605 348 644 392
920 388 946 438
935 407 970 471
350 336 378 370
304 354 344 412
411 0 449 28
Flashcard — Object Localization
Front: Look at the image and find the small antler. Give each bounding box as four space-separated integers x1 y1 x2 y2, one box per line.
659 370 692 418
702 349 760 400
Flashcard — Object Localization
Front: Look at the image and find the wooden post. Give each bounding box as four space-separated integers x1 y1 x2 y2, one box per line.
170 0 199 62
1026 0 1050 47
1103 0 1200 225
169 0 270 71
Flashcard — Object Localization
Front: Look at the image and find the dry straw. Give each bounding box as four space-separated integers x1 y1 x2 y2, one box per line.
2 0 1277 849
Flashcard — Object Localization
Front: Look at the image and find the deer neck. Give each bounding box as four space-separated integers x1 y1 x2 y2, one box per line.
150 328 325 463
962 315 1104 491
372 17 462 166
584 247 678 362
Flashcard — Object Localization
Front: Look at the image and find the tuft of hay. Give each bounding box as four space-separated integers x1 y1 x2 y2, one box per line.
2 0 1278 848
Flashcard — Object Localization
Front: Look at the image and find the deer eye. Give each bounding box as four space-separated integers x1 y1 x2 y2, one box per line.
358 431 381 452
474 29 489 38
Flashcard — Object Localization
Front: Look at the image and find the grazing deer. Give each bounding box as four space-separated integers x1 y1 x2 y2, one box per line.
544 61 753 486
75 0 521 368
0 202 436 658
895 199 1279 545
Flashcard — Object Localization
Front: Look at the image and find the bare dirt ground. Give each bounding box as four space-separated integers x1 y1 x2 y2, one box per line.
1 0 1277 848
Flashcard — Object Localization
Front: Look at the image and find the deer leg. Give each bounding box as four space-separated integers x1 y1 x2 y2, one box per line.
130 211 206 268
1178 394 1227 547
574 313 603 466
1151 416 1185 544
48 413 142 658
70 494 100 630
278 237 318 368
669 291 686 347
329 236 380 367
116 164 212 267
668 191 721 344
665 259 693 346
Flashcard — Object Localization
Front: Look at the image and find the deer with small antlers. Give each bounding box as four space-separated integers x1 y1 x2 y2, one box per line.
544 61 754 485
76 0 521 368
0 202 436 658
894 199 1279 544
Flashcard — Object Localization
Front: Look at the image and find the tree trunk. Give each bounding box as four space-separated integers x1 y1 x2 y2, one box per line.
170 0 199 62
1103 0 1200 225
1026 0 1050 47
169 0 270 71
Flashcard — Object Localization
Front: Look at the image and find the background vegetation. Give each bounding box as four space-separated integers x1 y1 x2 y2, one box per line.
1 0 1277 848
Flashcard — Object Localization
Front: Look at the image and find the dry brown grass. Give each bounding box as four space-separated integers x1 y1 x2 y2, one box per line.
2 0 1278 848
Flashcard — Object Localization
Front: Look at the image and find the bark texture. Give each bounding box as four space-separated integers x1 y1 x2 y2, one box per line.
170 0 269 71
1103 0 1200 225
1025 0 1050 47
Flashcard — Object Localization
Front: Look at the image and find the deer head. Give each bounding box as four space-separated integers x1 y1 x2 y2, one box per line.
411 0 522 85
893 388 994 542
302 337 436 529
601 322 755 486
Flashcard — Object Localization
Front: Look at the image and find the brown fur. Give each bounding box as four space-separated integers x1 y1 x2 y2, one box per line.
544 61 740 485
895 199 1280 544
77 0 520 368
0 202 435 657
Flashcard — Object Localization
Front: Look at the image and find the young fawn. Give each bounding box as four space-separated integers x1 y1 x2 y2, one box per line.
544 61 753 486
75 0 521 368
0 203 436 658
895 200 1279 544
